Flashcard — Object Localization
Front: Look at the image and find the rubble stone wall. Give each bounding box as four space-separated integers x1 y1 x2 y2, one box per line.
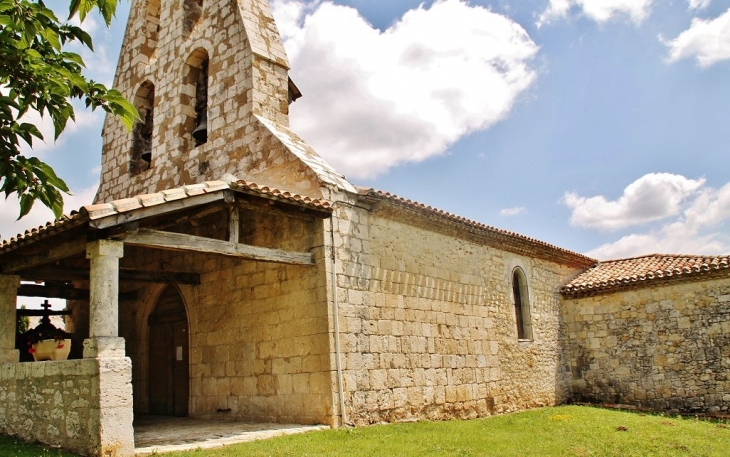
562 277 730 413
0 358 134 456
331 202 580 424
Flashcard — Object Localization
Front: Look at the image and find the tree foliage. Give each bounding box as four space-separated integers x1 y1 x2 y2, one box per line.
0 0 137 220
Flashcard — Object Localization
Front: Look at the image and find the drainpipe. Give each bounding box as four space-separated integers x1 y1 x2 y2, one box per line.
329 210 349 426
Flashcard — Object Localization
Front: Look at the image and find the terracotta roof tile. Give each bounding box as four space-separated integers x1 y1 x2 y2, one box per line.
357 187 595 268
561 254 730 297
1 180 331 253
232 180 332 211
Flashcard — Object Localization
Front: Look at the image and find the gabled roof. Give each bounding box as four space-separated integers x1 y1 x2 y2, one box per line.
357 187 596 268
561 254 730 297
0 180 331 255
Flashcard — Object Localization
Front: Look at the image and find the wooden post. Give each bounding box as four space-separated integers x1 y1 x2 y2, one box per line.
0 275 20 363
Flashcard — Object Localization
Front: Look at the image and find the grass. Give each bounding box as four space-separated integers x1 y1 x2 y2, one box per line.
2 405 729 456
0 435 77 457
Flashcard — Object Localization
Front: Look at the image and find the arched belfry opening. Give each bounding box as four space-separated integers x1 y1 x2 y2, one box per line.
148 285 189 417
181 48 209 149
130 81 155 175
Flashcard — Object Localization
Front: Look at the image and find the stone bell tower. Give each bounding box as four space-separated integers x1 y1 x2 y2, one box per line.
96 0 351 203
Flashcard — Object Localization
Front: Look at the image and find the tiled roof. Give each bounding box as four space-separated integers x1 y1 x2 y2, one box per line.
1 180 331 253
562 254 730 297
357 187 596 268
231 180 332 210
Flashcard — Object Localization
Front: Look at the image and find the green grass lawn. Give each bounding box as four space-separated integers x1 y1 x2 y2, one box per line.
2 405 729 456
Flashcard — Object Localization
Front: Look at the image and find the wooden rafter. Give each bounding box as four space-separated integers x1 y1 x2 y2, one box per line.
18 284 138 301
19 267 201 285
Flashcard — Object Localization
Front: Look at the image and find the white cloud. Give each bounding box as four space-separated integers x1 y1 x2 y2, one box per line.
688 0 711 10
538 0 653 26
272 0 538 179
500 206 526 217
566 175 730 259
0 184 98 241
664 8 730 67
563 173 705 231
18 103 104 156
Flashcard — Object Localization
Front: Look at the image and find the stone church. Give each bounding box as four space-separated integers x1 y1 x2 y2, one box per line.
0 1 728 455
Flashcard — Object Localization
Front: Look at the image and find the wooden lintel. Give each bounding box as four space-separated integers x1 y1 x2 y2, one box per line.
17 284 138 301
0 238 87 274
89 191 230 230
121 228 314 266
19 267 201 285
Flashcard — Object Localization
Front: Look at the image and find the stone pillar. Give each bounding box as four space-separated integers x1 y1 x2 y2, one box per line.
84 240 125 358
83 240 135 456
0 275 20 363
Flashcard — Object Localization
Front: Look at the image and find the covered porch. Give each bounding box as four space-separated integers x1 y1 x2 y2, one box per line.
0 180 337 456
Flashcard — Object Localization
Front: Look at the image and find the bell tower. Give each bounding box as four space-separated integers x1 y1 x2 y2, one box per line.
96 0 351 203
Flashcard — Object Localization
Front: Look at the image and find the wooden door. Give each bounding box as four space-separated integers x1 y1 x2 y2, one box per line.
148 286 189 416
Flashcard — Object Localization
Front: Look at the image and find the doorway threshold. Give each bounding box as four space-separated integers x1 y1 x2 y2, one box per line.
134 415 329 455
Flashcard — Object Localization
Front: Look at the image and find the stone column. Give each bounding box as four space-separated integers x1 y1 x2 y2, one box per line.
84 240 125 358
0 275 20 363
83 240 135 456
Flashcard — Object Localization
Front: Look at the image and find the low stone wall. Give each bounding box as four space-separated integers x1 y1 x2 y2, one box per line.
563 277 730 413
0 357 134 456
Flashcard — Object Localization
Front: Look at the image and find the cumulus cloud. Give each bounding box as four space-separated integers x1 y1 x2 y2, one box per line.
18 106 102 156
272 0 538 179
0 185 98 241
664 8 730 67
564 174 730 259
500 206 526 217
688 0 711 10
538 0 654 26
563 173 705 231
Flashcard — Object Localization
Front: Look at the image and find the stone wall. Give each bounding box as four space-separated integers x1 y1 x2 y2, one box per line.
562 277 730 413
331 201 580 424
0 358 134 456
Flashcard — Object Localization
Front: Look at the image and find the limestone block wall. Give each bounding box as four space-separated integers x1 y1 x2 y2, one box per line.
331 202 579 424
562 277 730 413
96 0 340 202
117 209 335 425
0 358 134 456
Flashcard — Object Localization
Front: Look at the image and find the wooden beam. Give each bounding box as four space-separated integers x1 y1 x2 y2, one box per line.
89 191 230 230
121 229 314 265
0 238 86 274
19 267 201 285
17 284 138 301
228 206 240 244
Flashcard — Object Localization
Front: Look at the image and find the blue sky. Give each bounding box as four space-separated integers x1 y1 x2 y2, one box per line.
2 0 729 262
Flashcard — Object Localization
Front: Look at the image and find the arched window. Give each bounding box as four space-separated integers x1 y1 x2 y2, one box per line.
512 267 533 340
181 49 209 148
183 0 203 35
141 0 161 57
130 81 155 175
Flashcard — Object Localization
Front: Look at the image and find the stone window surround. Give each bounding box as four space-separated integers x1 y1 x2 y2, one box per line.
506 259 534 342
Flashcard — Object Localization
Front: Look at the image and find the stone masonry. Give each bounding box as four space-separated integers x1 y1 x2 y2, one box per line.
563 277 730 413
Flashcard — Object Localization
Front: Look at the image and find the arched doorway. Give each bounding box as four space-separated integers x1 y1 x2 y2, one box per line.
148 286 189 416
